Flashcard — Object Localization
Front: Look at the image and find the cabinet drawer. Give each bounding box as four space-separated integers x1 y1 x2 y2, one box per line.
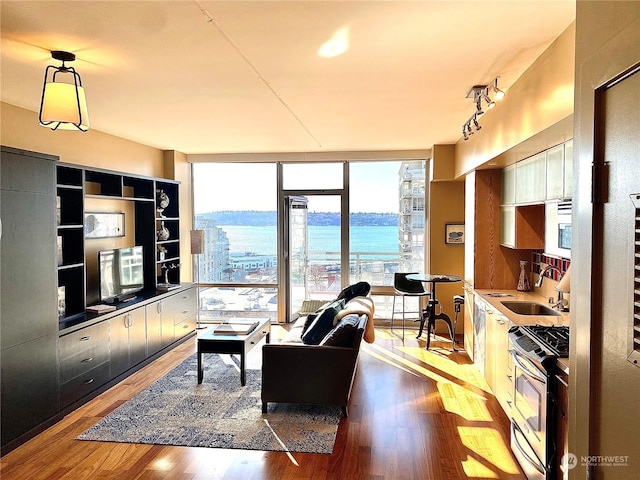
173 303 196 324
59 322 109 360
59 342 110 384
174 317 196 340
59 360 110 408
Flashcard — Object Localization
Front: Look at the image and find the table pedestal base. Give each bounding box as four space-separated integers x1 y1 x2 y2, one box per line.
418 306 457 351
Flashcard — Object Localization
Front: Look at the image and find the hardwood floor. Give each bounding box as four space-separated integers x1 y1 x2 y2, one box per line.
0 327 524 479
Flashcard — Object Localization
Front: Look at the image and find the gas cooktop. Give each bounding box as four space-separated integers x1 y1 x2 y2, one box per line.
521 324 570 357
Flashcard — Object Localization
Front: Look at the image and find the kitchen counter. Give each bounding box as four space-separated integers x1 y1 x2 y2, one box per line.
476 288 570 374
475 289 570 327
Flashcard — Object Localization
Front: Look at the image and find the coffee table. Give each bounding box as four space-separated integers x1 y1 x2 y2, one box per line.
197 317 271 386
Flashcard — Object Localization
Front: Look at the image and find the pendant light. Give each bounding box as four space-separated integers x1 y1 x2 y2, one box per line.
39 50 90 132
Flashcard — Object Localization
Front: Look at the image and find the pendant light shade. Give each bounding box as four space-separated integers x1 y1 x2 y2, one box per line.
39 51 90 132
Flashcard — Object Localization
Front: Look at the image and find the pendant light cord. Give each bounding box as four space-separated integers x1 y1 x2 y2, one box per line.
194 1 323 148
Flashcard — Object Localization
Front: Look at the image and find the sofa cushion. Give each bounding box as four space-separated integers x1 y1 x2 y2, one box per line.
319 314 361 347
336 296 376 343
301 299 345 345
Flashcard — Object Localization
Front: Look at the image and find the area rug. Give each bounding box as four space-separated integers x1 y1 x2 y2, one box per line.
77 353 341 454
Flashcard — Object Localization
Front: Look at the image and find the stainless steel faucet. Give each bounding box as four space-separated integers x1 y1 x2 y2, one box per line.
535 263 562 288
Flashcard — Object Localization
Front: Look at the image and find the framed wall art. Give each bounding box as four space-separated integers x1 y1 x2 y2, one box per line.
445 223 465 244
84 212 125 238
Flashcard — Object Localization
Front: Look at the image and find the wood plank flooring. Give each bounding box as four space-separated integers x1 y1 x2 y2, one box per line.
0 327 524 479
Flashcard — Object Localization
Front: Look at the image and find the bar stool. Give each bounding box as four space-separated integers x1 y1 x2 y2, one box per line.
452 294 464 349
391 272 430 340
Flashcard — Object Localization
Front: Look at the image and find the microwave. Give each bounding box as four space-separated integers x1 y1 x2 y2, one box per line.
545 201 572 258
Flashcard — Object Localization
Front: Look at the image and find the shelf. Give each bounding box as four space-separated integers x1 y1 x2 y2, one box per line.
58 263 84 271
56 162 182 325
85 193 155 203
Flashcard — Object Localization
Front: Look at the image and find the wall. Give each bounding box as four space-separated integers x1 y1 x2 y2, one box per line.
1 103 196 283
1 103 165 177
454 23 575 176
428 145 465 332
571 2 640 479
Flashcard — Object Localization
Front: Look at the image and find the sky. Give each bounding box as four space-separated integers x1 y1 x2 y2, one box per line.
193 161 405 214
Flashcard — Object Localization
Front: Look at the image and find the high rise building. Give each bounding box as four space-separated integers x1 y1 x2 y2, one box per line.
398 161 426 272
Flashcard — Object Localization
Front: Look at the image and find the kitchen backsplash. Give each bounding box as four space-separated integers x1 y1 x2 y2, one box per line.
533 251 571 281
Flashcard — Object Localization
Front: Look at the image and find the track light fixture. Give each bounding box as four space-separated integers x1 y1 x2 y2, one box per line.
462 76 504 140
39 50 90 132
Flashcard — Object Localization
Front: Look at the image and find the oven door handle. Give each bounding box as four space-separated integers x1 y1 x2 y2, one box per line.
512 350 546 383
511 422 546 475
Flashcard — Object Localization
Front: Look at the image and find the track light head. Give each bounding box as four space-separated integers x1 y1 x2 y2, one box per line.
492 77 505 101
462 76 504 141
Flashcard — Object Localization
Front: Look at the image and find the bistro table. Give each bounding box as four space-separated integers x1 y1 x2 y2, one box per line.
406 273 463 350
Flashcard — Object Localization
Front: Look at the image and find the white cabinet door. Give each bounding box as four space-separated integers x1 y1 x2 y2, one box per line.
545 145 564 200
501 164 516 205
515 152 546 203
500 206 515 247
563 140 573 199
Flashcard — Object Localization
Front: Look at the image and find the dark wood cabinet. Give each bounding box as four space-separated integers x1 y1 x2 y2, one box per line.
1 148 194 455
1 147 59 451
110 309 147 378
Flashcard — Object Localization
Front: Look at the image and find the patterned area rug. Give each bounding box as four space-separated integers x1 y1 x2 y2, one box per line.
77 352 341 454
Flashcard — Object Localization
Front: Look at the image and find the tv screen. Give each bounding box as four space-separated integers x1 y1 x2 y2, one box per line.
99 246 144 302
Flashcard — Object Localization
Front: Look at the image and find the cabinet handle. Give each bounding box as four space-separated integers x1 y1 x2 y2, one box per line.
125 314 132 328
82 378 94 385
183 324 189 329
80 336 92 341
157 302 163 314
81 357 93 363
182 310 188 314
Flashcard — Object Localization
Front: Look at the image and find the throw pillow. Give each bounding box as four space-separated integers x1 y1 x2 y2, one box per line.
301 313 317 335
301 299 345 345
320 314 360 347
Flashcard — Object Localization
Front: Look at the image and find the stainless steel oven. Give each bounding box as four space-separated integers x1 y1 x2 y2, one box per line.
511 348 549 480
509 324 569 480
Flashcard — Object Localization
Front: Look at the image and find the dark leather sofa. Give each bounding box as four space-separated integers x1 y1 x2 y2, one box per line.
261 293 373 417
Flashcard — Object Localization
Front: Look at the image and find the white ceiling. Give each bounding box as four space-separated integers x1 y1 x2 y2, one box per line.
1 1 575 155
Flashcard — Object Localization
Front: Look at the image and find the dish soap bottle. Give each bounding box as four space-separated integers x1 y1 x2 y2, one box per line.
517 260 531 291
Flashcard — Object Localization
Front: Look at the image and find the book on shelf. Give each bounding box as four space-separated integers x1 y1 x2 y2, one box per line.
214 320 259 335
86 304 117 314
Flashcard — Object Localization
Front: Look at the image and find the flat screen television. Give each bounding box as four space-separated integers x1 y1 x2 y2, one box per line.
98 246 144 303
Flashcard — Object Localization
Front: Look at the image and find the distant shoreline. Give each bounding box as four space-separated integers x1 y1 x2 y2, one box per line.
196 211 398 227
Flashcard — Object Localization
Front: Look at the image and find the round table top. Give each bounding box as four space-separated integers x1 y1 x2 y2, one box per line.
406 273 463 283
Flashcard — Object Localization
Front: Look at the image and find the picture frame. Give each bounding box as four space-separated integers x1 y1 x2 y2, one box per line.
445 223 465 244
84 212 125 239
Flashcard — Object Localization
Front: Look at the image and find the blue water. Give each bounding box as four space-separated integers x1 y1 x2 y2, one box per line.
219 225 398 256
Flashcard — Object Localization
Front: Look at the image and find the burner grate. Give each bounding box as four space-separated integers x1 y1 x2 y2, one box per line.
522 325 570 357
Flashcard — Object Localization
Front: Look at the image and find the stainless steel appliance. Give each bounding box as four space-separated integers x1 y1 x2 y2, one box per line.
545 201 572 258
509 325 569 480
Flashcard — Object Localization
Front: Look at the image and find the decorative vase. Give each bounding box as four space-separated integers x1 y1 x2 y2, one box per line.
157 221 170 241
156 190 170 217
517 260 531 291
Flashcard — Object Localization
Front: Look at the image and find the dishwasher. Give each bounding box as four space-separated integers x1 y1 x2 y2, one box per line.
473 296 486 376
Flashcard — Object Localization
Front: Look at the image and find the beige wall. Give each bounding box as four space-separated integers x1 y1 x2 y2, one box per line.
1 102 196 283
1 103 165 177
428 179 465 333
454 23 575 176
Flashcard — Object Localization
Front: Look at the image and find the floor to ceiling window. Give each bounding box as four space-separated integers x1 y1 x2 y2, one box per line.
192 158 426 323
193 163 277 322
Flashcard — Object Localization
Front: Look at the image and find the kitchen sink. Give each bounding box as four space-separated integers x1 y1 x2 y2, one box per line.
500 301 561 316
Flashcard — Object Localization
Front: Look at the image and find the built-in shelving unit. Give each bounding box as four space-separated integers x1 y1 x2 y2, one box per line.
55 164 182 328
